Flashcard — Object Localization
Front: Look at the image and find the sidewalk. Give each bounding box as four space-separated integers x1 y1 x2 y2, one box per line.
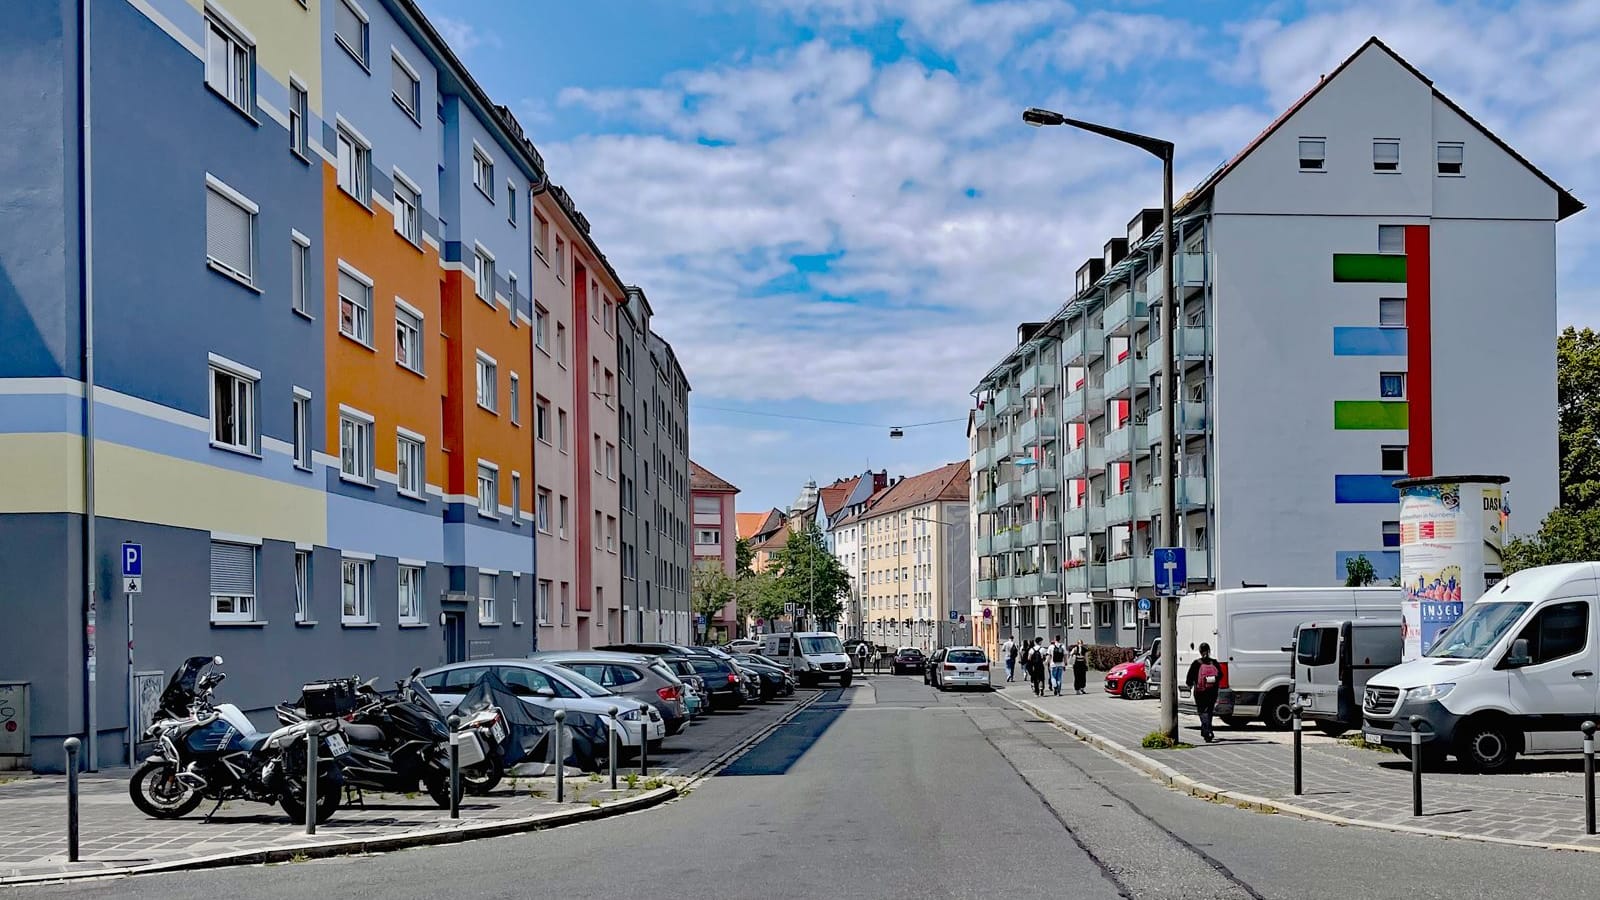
0 691 818 883
1002 684 1600 852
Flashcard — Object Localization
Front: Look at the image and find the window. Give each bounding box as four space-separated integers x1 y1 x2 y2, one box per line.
474 248 495 303
510 577 520 625
477 463 498 517
210 541 257 622
558 409 569 451
292 390 311 470
1437 141 1464 176
1382 520 1401 548
509 374 521 425
507 183 517 224
478 573 497 624
472 148 494 198
536 397 551 443
393 177 421 245
1298 137 1325 171
1097 602 1112 628
390 564 420 624
391 52 420 121
606 516 616 552
512 473 522 524
559 496 569 538
290 232 310 315
336 125 370 204
1381 445 1408 473
338 265 373 344
341 558 371 624
554 237 565 280
534 214 549 260
604 370 615 406
339 411 374 483
205 180 257 285
288 80 308 157
605 442 616 479
1121 599 1136 629
1378 225 1405 254
293 549 310 623
475 353 497 411
697 529 721 546
538 580 552 624
508 274 519 309
1514 600 1589 665
537 488 552 532
603 299 614 335
397 432 424 496
204 13 254 114
1380 372 1406 398
593 434 603 472
210 363 257 453
556 323 567 365
559 582 571 625
1373 139 1400 172
334 0 369 67
1379 297 1406 327
395 302 423 372
535 307 549 352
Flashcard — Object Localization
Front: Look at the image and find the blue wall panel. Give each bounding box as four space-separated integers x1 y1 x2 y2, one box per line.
1333 327 1407 356
1334 474 1403 503
1335 550 1400 582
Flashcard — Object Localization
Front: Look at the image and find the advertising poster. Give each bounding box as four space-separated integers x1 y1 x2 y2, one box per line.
1397 477 1508 662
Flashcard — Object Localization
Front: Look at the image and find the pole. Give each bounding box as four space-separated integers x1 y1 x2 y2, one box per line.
126 589 135 767
304 730 318 834
1157 150 1179 742
64 738 80 862
638 716 649 777
608 706 619 791
447 715 461 819
1409 715 1424 817
1584 720 1596 835
553 710 566 803
1291 702 1303 796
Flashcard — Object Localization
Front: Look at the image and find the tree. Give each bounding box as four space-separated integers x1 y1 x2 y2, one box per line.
1503 506 1600 573
1558 327 1600 512
770 520 851 628
1344 554 1376 587
735 536 755 579
690 562 736 644
737 570 785 627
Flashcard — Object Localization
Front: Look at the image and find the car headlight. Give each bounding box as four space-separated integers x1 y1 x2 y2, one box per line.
1406 683 1455 703
618 708 641 721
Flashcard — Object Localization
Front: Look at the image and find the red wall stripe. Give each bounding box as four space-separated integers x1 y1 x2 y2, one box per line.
1404 226 1432 477
574 264 593 612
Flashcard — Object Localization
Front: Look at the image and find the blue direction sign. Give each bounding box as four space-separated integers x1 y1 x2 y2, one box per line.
949 610 959 622
1137 597 1152 612
1153 547 1187 597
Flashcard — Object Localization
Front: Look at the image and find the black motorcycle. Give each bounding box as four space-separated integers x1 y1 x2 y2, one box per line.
130 656 346 824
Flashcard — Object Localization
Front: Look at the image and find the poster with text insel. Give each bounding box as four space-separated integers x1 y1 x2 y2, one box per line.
1398 482 1505 662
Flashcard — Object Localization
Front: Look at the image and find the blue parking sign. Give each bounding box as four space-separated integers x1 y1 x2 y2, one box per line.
122 543 143 578
1153 547 1186 596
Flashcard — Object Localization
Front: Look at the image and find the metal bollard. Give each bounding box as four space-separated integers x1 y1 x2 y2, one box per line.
64 738 80 862
1409 715 1424 817
608 706 619 790
304 730 318 835
553 710 566 803
638 715 649 777
1583 721 1596 835
1291 701 1303 796
447 715 461 819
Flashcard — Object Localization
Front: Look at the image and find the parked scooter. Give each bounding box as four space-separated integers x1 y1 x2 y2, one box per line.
130 656 346 824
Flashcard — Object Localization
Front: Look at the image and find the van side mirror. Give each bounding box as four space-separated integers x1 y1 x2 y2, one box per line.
1505 638 1532 668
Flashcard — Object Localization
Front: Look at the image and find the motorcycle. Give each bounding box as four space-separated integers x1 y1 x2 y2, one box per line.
130 656 346 824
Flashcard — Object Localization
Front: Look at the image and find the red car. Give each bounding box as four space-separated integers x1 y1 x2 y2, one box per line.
1105 646 1157 700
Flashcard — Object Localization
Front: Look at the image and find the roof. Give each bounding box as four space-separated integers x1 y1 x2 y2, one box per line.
689 461 739 493
1181 36 1582 220
736 512 768 540
856 462 970 521
755 529 791 553
819 476 862 518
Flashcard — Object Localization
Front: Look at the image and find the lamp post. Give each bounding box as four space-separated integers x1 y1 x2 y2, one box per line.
1023 106 1179 740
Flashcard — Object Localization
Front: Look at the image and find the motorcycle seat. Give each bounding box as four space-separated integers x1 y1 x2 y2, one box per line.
341 722 386 745
240 733 271 753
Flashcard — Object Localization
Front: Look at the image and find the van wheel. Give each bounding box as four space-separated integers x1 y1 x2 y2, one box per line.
1263 690 1295 731
1121 680 1146 701
1455 718 1517 772
1314 721 1349 738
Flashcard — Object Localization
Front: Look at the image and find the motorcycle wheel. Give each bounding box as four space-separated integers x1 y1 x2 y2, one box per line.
424 771 452 808
129 760 204 819
278 777 342 825
462 755 504 796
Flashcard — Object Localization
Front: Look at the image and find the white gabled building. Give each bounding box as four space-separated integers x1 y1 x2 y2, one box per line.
969 37 1582 647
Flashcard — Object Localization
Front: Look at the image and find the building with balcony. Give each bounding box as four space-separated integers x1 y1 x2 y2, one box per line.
969 38 1580 649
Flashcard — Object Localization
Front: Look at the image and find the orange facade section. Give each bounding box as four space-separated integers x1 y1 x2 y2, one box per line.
441 269 534 509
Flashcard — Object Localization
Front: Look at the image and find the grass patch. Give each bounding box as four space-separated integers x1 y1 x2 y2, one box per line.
588 798 602 808
288 852 310 863
624 772 640 789
588 773 602 783
1141 731 1195 750
530 788 547 799
1342 734 1397 754
643 777 664 790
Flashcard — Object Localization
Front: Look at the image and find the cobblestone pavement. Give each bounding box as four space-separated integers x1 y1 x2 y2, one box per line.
0 691 819 881
1004 681 1600 849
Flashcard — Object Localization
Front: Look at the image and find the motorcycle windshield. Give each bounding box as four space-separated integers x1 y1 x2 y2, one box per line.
406 678 447 720
157 656 216 719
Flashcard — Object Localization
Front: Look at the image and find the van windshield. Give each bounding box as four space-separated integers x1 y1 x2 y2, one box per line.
798 636 844 656
1426 602 1530 659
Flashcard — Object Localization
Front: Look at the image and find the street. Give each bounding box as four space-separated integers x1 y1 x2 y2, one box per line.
17 674 1600 899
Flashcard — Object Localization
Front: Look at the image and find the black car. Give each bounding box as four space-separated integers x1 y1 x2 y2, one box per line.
733 654 795 699
891 647 926 675
682 656 746 710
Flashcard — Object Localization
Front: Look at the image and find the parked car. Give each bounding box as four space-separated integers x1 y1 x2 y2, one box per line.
732 655 793 699
725 638 763 654
1105 641 1158 700
892 647 926 675
737 651 792 674
528 651 690 736
730 661 763 703
596 642 696 658
760 632 853 687
680 655 746 709
1291 618 1401 737
927 647 991 690
420 660 666 750
662 658 709 718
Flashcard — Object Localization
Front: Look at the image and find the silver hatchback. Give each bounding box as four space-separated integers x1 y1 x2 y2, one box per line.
528 651 691 735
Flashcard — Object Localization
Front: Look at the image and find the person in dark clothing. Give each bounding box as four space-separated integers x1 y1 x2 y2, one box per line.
1028 638 1047 696
1185 642 1222 742
1070 640 1089 695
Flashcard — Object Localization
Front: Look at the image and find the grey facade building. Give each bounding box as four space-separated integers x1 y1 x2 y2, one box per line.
619 287 692 642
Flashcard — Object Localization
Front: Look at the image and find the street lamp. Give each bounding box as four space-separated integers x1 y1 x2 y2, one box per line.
1023 106 1180 740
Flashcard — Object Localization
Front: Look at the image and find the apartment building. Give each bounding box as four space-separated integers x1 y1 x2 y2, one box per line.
814 471 887 639
1 0 545 768
690 461 739 642
970 38 1581 648
843 463 971 651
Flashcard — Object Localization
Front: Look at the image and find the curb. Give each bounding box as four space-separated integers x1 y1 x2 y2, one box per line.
1000 693 1600 856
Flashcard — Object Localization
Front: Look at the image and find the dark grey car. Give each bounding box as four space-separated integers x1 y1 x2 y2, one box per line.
528 651 690 735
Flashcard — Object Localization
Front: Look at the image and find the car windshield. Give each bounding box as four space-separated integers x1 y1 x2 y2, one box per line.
1425 602 1530 659
948 650 986 664
897 647 921 656
799 636 844 655
548 666 614 698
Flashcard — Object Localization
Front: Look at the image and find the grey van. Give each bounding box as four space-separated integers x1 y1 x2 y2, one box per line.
1291 617 1402 736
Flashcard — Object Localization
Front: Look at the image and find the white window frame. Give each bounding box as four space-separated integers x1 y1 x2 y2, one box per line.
339 406 375 484
337 261 374 346
209 357 259 455
395 298 424 373
605 442 616 480
537 487 552 533
558 408 568 451
1379 297 1406 328
475 351 498 412
535 306 549 353
473 245 495 304
392 169 422 246
511 472 522 525
341 557 372 624
478 572 498 624
535 396 551 444
335 119 371 205
477 461 499 519
205 176 258 287
390 49 421 123
1298 137 1325 172
472 144 495 199
396 428 425 497
292 386 312 471
534 213 549 262
288 77 309 158
1378 225 1405 255
209 540 258 623
290 230 311 316
1373 138 1401 173
203 11 255 116
559 496 569 539
1380 371 1407 399
510 372 521 425
538 579 552 625
293 548 311 623
1381 445 1408 474
1436 141 1464 176
334 0 370 68
398 564 422 624
507 181 518 225
1121 598 1136 629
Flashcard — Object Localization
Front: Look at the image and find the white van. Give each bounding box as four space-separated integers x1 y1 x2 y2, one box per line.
763 631 853 687
1292 617 1403 736
1363 562 1600 771
1176 587 1401 729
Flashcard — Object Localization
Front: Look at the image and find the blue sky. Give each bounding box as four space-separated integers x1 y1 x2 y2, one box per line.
419 0 1600 513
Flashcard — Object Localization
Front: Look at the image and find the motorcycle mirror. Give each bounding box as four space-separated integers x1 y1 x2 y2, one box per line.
213 655 224 665
410 666 422 679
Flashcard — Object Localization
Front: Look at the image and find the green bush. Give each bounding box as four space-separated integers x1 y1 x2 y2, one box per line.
1084 644 1137 671
1141 731 1194 750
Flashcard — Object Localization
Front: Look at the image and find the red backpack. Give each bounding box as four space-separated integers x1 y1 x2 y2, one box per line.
1196 660 1221 690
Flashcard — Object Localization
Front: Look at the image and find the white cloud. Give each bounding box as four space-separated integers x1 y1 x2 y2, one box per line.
430 14 499 56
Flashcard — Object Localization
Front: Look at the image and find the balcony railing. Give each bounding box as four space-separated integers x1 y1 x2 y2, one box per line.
1019 518 1060 545
1104 290 1150 335
1103 352 1148 398
1064 325 1105 364
1061 442 1105 478
1186 551 1211 583
977 532 998 556
1089 504 1107 532
1021 466 1060 495
1104 423 1148 461
993 527 1018 553
973 445 994 471
1062 506 1086 535
1179 251 1206 288
1106 490 1151 525
996 480 1019 507
1147 326 1211 365
978 578 999 600
1020 363 1060 396
1148 401 1208 445
1062 383 1104 421
1019 415 1059 448
1177 475 1209 509
975 490 996 514
1015 572 1060 597
1108 554 1154 589
994 576 1015 599
997 385 1023 413
1064 563 1107 593
975 404 993 428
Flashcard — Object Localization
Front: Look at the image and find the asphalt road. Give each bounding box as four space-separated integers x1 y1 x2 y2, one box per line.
20 676 1600 899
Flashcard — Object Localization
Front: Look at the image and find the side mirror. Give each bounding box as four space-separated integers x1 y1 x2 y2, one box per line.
1505 638 1533 668
535 687 557 698
410 667 422 679
213 655 225 665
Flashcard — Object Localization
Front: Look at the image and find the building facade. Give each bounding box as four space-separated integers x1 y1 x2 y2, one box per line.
969 39 1581 648
689 461 739 642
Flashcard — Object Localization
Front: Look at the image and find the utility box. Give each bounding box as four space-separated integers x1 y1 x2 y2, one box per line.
0 682 29 769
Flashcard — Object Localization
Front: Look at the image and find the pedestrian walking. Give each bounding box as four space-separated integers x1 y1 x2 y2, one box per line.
1028 638 1047 696
856 641 870 673
1070 640 1088 695
1048 637 1066 696
1186 641 1222 742
1003 637 1018 682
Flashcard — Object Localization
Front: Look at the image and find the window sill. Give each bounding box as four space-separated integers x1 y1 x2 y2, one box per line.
538 620 553 627
204 83 260 127
340 473 377 489
339 329 375 352
396 232 425 253
295 619 317 627
290 147 311 166
475 184 495 204
398 361 426 379
336 37 370 73
477 511 500 521
338 185 374 213
207 261 263 294
293 462 313 473
292 307 315 322
535 249 548 266
478 621 500 628
477 402 498 415
210 440 262 460
341 621 381 629
394 95 422 126
1437 172 1465 178
399 621 428 629
397 488 426 502
211 620 267 628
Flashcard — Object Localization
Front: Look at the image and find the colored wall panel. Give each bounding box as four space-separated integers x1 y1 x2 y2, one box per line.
1334 550 1400 581
1333 400 1408 429
0 434 84 513
1334 474 1402 503
96 443 327 543
1405 225 1433 476
1332 253 1406 283
1332 327 1407 356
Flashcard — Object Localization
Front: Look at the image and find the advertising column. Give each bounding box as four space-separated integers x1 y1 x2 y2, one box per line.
1393 475 1509 662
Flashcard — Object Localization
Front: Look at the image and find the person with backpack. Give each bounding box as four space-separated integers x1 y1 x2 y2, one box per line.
1185 642 1223 742
855 641 870 673
1048 637 1066 696
1070 640 1089 694
1003 637 1018 682
1028 637 1047 696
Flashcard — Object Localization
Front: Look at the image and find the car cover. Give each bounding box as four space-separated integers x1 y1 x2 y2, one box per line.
452 670 606 770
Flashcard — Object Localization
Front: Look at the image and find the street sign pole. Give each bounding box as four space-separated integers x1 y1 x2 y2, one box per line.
121 543 142 768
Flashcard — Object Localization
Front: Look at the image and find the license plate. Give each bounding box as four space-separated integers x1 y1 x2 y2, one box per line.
490 722 506 742
325 733 349 756
1365 732 1383 746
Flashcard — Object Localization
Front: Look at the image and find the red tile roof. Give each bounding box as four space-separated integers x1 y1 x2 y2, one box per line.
818 475 862 517
736 512 768 540
689 460 738 493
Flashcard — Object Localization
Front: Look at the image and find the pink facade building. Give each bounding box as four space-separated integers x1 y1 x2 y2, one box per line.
690 461 739 642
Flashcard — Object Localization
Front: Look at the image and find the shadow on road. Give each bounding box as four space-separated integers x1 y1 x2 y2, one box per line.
714 689 851 777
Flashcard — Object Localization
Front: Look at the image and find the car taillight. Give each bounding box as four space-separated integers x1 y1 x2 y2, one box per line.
943 664 956 671
1218 662 1230 690
728 673 739 684
976 664 989 671
657 686 679 702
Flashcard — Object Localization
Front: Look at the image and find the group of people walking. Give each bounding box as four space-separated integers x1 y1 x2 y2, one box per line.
1002 636 1087 697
